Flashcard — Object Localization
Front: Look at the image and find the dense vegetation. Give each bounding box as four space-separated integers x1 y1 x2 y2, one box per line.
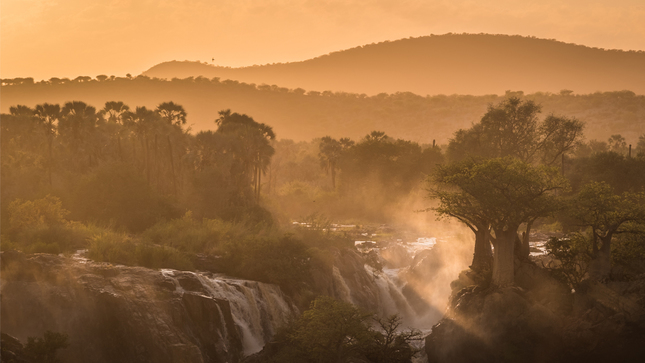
0 99 442 299
430 97 645 286
262 296 421 363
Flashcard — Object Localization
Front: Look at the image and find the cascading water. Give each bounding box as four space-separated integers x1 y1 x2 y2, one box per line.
344 237 446 329
161 270 298 355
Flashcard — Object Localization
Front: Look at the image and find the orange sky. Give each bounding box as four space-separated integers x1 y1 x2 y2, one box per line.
2 0 644 80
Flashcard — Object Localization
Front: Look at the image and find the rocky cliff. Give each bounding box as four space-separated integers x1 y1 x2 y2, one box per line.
425 262 645 363
1 251 296 363
1 241 453 362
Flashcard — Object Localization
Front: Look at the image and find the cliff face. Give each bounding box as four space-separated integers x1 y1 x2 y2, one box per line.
0 251 296 363
1 242 453 362
424 263 645 363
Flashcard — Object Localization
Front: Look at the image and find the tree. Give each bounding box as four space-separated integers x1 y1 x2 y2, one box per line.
569 181 645 280
215 109 275 203
59 101 98 168
446 97 583 165
284 296 372 362
273 297 420 363
156 101 187 126
365 315 422 363
130 106 160 183
34 103 61 185
432 158 568 286
100 101 130 124
431 162 493 273
318 136 354 189
607 134 627 154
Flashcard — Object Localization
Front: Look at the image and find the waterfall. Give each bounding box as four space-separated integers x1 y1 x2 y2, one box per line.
161 270 298 356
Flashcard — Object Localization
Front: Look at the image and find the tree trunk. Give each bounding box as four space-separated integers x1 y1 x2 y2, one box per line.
167 136 177 198
331 162 336 189
145 135 150 184
47 137 53 186
257 165 262 203
471 228 493 273
118 136 123 162
492 228 517 287
589 234 612 281
154 134 159 188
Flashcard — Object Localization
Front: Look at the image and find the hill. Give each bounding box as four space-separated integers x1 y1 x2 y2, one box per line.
143 34 645 96
1 78 644 144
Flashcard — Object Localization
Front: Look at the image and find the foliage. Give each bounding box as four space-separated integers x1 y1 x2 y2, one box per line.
270 297 420 363
24 331 69 363
433 158 568 232
3 196 91 253
570 181 645 252
544 235 591 288
431 157 568 285
141 211 245 255
87 231 194 270
8 195 69 230
318 136 354 189
220 234 312 292
365 315 423 363
611 224 645 271
446 97 584 164
70 162 179 232
567 151 645 194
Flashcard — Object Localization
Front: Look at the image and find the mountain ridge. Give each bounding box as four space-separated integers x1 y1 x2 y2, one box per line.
143 34 645 96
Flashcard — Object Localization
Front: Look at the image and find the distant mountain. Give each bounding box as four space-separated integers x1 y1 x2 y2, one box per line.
143 34 645 96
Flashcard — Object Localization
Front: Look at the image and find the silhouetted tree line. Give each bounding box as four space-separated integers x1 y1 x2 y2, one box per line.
1 101 276 232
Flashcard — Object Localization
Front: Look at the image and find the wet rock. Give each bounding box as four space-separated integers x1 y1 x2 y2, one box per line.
1 333 32 363
1 251 297 363
176 272 208 294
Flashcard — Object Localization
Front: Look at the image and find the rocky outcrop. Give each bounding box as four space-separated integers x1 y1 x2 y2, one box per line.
0 251 296 363
425 262 645 363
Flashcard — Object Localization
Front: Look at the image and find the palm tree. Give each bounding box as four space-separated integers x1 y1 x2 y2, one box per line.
131 106 159 183
59 101 98 168
34 103 61 185
100 101 130 124
318 136 354 189
215 109 276 203
156 101 187 126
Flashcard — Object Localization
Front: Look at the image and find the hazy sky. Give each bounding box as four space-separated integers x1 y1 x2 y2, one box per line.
2 0 644 80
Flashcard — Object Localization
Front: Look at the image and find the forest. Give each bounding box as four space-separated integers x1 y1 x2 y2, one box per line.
2 95 645 362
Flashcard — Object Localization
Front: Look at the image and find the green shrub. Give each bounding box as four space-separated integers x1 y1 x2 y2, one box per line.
8 195 69 230
3 196 98 253
269 297 421 363
88 231 194 270
544 234 591 288
142 212 245 255
70 162 179 232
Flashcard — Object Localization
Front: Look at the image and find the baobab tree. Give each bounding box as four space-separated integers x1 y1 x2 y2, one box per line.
446 97 584 165
432 157 568 286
